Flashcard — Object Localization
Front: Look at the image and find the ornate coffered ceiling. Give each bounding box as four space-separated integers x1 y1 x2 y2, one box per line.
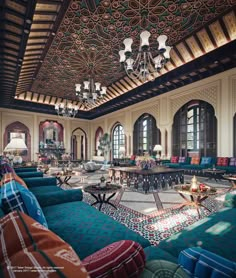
0 0 236 119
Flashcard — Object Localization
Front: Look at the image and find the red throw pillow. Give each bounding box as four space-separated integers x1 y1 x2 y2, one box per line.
171 156 179 163
0 211 88 278
217 157 229 166
82 240 145 278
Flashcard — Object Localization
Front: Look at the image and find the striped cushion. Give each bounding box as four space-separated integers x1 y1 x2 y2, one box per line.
178 157 186 163
171 156 179 163
217 157 229 166
191 157 200 165
0 211 88 278
229 157 236 166
178 247 236 278
1 180 48 228
82 240 145 278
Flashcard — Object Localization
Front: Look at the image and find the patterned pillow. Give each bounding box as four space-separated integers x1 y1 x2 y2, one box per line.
0 162 15 176
229 157 236 166
82 240 145 278
0 211 88 278
217 157 229 166
178 157 186 163
1 180 48 228
171 156 179 163
178 247 236 278
200 157 212 165
191 157 200 165
1 172 28 189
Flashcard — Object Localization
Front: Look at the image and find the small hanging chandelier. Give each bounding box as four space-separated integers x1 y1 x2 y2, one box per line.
75 76 107 105
55 100 78 118
119 31 172 81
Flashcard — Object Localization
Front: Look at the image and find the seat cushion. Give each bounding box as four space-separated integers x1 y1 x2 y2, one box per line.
0 211 88 278
29 185 62 196
82 240 145 278
1 180 48 228
43 201 150 259
158 207 236 262
178 247 236 278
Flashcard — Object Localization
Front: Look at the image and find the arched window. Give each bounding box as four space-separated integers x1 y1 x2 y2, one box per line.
112 124 124 159
172 100 217 157
133 114 161 155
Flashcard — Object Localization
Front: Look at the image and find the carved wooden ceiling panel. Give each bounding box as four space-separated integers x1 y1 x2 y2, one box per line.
0 0 236 118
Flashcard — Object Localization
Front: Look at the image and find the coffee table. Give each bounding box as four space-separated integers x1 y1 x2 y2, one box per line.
51 171 81 187
174 184 217 218
83 183 122 211
203 169 226 182
223 175 236 191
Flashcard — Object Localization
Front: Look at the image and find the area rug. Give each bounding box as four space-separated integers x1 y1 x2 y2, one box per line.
82 192 225 246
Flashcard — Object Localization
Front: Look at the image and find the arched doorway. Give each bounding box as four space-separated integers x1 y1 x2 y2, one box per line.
71 127 87 160
4 121 31 162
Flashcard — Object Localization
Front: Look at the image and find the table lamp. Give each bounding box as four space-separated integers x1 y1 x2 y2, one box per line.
3 136 28 164
153 144 162 160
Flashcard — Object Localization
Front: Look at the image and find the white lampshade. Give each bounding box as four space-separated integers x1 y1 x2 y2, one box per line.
4 137 28 152
140 30 150 49
157 35 167 53
126 58 134 71
164 46 172 60
95 82 101 91
119 50 126 63
84 81 90 90
123 38 133 54
153 144 162 151
75 84 81 92
101 86 107 95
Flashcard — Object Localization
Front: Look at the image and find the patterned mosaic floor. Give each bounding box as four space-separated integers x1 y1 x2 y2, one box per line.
83 192 225 246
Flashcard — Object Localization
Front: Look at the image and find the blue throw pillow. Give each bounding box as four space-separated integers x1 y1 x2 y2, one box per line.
1 180 48 228
178 247 236 278
200 157 212 165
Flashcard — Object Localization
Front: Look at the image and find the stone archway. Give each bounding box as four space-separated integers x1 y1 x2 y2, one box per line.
72 127 87 160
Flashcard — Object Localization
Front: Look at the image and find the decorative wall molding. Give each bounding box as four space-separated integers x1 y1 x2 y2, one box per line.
132 102 160 126
170 81 219 118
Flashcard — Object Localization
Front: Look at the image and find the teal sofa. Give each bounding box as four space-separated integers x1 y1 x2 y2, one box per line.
23 176 236 262
1 171 236 276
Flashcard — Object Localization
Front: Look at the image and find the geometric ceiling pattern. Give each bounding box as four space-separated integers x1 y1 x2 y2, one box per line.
1 1 236 118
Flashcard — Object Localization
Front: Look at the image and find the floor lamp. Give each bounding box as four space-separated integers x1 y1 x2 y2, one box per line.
4 136 28 165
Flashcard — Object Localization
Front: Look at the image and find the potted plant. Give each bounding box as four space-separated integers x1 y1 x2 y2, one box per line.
98 133 111 164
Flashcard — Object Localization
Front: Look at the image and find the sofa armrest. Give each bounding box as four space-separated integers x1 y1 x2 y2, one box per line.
23 177 57 187
14 167 38 173
178 247 236 277
36 189 83 207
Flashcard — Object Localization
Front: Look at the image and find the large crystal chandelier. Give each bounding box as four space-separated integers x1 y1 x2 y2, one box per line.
55 100 78 118
75 76 107 105
119 31 172 81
